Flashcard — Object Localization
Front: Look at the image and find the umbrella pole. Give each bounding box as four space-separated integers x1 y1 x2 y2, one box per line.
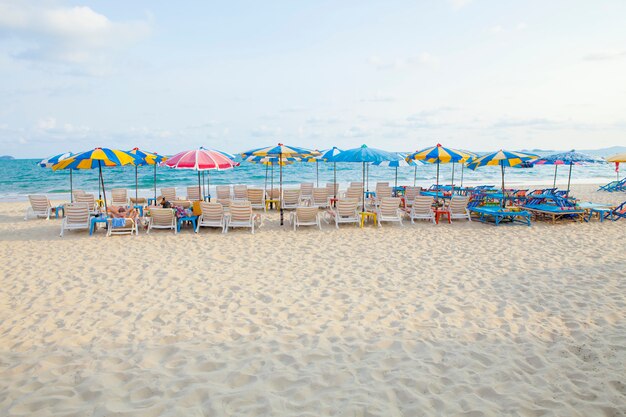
460 164 464 188
264 163 269 201
201 171 205 199
414 165 417 187
436 162 440 206
501 163 505 209
207 171 211 202
98 168 102 201
99 161 107 212
197 170 202 201
153 164 157 203
395 166 398 191
135 165 138 203
70 169 73 202
271 163 274 200
553 165 558 189
316 159 319 188
333 161 337 207
280 152 284 226
567 162 573 196
366 163 369 192
451 162 455 194
362 161 366 213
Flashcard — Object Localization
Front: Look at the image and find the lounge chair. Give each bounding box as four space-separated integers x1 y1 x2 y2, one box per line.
282 189 301 210
107 217 138 236
216 185 231 200
300 183 314 203
60 203 90 236
147 208 177 234
469 206 531 226
523 204 585 224
373 185 392 207
447 196 471 222
350 182 363 188
72 190 86 201
344 186 363 203
196 202 226 233
233 185 248 201
290 206 322 230
186 186 202 201
407 195 435 224
161 187 177 201
326 199 359 228
111 188 129 206
326 182 339 199
25 195 53 220
598 178 626 192
404 187 421 207
225 201 261 233
247 188 266 211
603 201 626 221
311 188 329 208
376 197 403 227
75 193 99 216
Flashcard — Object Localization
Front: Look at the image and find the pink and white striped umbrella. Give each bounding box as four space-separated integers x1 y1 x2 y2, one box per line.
162 148 239 170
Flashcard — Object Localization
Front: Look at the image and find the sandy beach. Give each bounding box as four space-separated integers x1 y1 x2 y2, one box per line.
1 184 625 416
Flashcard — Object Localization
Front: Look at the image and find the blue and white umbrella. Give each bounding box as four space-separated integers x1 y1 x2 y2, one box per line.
373 154 418 189
534 150 602 193
39 152 75 200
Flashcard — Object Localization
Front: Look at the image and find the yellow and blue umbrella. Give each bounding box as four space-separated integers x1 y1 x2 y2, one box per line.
127 148 167 202
39 152 76 201
53 147 137 210
467 150 539 207
245 155 297 199
241 143 320 225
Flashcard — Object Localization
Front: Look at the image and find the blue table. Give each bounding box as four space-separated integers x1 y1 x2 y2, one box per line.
53 205 65 219
578 202 614 222
147 198 156 206
420 191 452 199
469 207 531 226
133 205 144 216
177 215 198 232
90 216 109 235
364 191 376 198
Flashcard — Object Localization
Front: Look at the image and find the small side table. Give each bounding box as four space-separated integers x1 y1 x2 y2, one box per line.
433 209 451 225
133 205 144 217
364 191 376 198
265 199 280 210
203 195 211 202
177 215 198 232
53 205 65 219
589 208 613 222
90 216 108 235
359 211 377 228
147 198 156 206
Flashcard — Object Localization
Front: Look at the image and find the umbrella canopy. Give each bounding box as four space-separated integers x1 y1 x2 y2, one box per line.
468 150 539 207
39 151 75 201
162 148 238 202
241 143 320 225
373 155 417 190
127 148 167 202
244 155 296 201
198 147 240 199
330 144 401 212
316 147 343 199
534 150 601 191
607 153 626 180
52 147 137 210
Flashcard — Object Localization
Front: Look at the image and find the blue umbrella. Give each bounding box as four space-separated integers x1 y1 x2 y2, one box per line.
534 150 602 194
39 152 75 201
330 144 402 212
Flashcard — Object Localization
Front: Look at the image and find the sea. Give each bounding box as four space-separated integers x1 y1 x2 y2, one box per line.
0 158 619 202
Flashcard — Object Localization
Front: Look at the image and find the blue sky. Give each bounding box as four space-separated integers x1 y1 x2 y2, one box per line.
0 0 625 158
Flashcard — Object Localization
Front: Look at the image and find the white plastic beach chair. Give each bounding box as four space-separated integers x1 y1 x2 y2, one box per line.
216 185 231 200
186 186 201 201
376 197 403 227
161 187 177 201
344 186 363 203
326 182 339 199
111 188 129 206
25 195 53 220
147 208 177 234
311 187 329 208
290 206 322 230
247 188 266 211
300 183 314 203
75 193 99 216
107 217 138 236
447 196 471 222
233 185 248 201
60 203 90 236
196 202 226 233
408 195 435 224
282 189 301 210
404 186 421 207
225 201 261 234
327 199 359 228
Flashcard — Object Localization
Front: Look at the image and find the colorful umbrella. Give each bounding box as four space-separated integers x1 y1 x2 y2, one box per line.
39 152 75 201
606 153 626 180
162 148 239 202
245 155 297 200
127 148 167 203
467 150 539 207
329 144 401 212
407 144 472 201
373 154 417 190
199 147 240 200
241 143 319 225
534 150 601 193
52 147 137 210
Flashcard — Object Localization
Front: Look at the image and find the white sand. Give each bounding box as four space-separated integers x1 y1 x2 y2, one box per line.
1 184 625 416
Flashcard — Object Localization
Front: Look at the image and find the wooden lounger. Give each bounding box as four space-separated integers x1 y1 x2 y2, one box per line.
523 206 584 224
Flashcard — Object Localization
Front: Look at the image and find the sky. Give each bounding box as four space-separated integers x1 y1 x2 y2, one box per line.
0 0 625 158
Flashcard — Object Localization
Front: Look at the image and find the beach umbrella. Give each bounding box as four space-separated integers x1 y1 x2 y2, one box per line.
534 150 601 194
455 151 477 190
162 148 238 202
52 148 137 211
329 144 401 212
467 150 539 207
39 152 75 201
127 148 167 203
245 155 297 200
373 156 417 190
199 147 239 199
316 147 343 200
241 144 319 225
407 144 472 202
606 153 626 180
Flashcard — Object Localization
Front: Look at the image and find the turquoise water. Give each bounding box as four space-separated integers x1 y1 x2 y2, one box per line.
0 158 618 201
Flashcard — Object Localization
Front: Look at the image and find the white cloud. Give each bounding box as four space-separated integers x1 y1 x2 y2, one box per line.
0 1 151 75
583 50 626 61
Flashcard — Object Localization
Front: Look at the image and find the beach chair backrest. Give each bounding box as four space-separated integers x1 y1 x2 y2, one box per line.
269 189 280 199
28 195 51 214
234 185 248 200
350 182 363 188
161 187 177 201
283 189 300 204
111 188 127 204
300 183 314 197
380 198 400 215
312 188 328 205
376 186 392 199
216 198 231 209
449 196 469 213
247 188 264 204
346 187 362 201
186 186 201 201
326 182 339 197
376 182 389 190
230 201 252 221
337 199 358 217
413 196 434 213
64 203 89 225
404 186 421 202
75 193 96 206
296 207 318 222
150 208 175 225
200 202 224 220
72 190 86 201
172 200 192 209
216 186 231 200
